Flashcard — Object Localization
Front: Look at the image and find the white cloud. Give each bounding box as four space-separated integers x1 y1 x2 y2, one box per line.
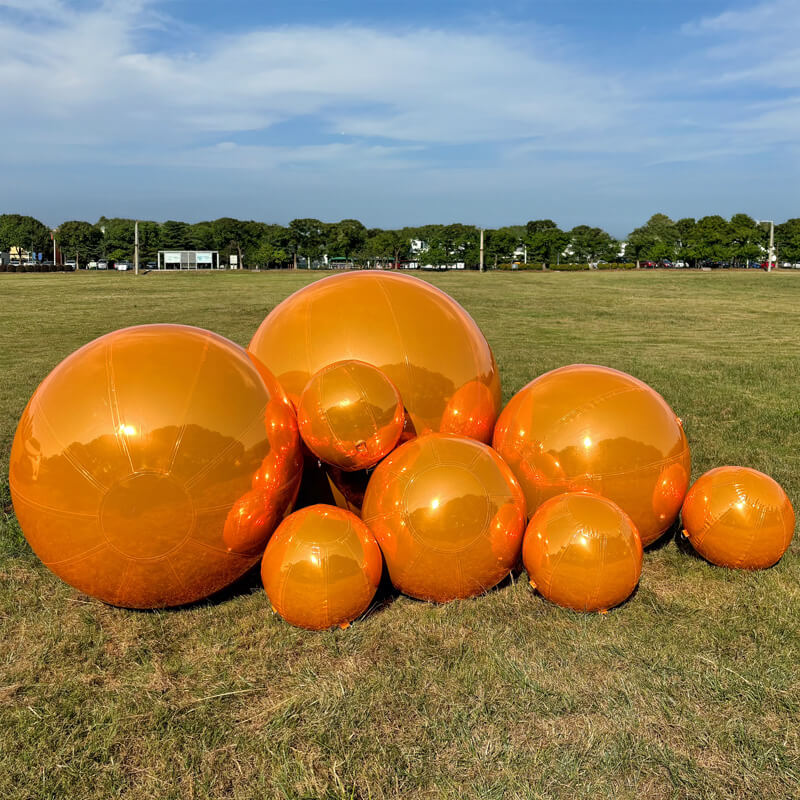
0 1 629 164
0 0 797 196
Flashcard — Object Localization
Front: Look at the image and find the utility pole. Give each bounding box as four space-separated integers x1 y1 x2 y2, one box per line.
479 228 484 272
757 220 776 272
768 220 775 272
134 220 139 275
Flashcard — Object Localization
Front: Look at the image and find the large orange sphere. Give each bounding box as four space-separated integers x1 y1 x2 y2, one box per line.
297 360 405 471
493 364 690 546
682 466 795 569
248 271 501 442
9 324 303 608
261 504 382 630
361 433 526 602
523 492 643 612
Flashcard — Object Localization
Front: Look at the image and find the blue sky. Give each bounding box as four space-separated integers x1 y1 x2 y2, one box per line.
0 0 797 236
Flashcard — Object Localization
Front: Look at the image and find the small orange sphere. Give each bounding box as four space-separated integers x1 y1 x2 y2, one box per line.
297 360 405 471
261 505 383 630
493 364 690 546
9 324 303 608
361 433 526 603
248 271 501 442
523 492 643 612
682 466 795 569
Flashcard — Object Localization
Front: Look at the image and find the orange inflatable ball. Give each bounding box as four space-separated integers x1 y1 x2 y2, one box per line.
361 433 526 603
297 359 405 471
9 324 303 608
493 364 690 546
523 492 643 612
248 271 501 443
682 466 795 569
261 505 383 630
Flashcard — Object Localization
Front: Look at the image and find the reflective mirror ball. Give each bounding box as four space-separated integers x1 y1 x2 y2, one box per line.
297 359 405 472
362 433 527 603
248 271 502 442
493 364 691 546
523 492 643 612
9 324 303 608
682 466 795 569
261 504 383 630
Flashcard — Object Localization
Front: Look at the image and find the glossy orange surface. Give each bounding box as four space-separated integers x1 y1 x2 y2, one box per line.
248 272 501 442
682 466 795 569
261 505 382 630
9 324 303 608
493 364 690 546
361 433 526 602
297 359 404 471
523 492 643 612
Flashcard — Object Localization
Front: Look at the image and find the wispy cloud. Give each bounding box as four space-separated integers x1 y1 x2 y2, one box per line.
0 0 797 230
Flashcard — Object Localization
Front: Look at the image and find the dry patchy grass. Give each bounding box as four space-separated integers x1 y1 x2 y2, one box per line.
1 270 799 799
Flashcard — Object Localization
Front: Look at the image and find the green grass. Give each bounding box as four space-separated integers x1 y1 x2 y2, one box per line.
1 270 799 799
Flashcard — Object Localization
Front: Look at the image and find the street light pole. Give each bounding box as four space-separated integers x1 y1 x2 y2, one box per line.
134 220 139 276
479 228 484 273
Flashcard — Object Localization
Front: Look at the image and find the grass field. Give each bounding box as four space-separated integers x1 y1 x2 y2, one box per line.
1 270 799 800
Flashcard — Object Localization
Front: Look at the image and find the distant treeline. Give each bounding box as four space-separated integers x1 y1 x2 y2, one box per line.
1 213 798 268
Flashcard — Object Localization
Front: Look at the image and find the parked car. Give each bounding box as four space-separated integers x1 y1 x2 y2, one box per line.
87 260 98 269
97 260 108 270
639 260 657 268
115 260 132 271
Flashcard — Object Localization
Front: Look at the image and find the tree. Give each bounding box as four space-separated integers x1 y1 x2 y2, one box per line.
674 218 697 265
728 213 765 266
626 213 678 265
568 225 618 263
775 219 800 264
361 229 410 267
160 220 191 250
58 221 102 267
0 214 51 257
691 215 730 263
251 241 288 269
525 220 568 267
96 217 136 258
485 228 519 266
288 218 326 268
326 219 367 261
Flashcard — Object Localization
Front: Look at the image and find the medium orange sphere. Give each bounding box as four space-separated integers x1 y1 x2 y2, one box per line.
361 433 526 602
9 324 303 608
248 271 501 442
493 364 690 546
523 492 643 612
297 360 405 471
682 466 795 569
261 505 383 630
